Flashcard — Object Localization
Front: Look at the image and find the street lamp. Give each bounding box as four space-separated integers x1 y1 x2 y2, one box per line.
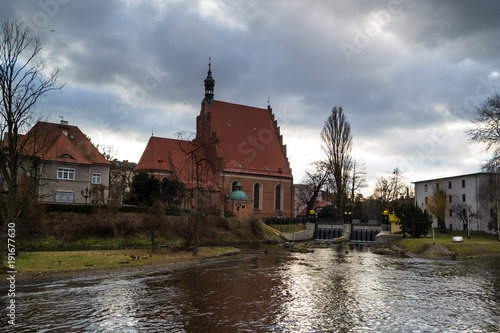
236 201 242 219
81 187 90 205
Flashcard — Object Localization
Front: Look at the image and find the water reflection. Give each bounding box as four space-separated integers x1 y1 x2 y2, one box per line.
1 245 499 332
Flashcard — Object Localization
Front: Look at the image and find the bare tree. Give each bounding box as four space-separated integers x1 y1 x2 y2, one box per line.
109 159 136 204
320 106 353 217
348 159 367 208
451 202 480 232
176 131 219 256
467 93 500 166
99 144 118 161
467 93 500 239
144 200 165 253
370 168 407 206
0 20 63 271
295 160 329 216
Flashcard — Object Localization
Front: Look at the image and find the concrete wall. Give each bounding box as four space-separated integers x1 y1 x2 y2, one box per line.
281 229 314 241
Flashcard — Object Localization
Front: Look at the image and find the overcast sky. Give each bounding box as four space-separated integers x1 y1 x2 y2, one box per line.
2 0 500 195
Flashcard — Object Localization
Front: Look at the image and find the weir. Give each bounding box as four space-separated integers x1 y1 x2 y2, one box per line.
314 224 381 242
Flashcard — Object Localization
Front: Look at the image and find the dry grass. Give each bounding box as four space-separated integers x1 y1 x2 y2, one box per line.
15 247 238 272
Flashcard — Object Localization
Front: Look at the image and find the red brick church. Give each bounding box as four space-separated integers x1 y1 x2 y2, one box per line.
133 63 293 219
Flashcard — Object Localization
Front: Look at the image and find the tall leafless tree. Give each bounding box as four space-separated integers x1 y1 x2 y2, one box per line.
467 93 500 239
348 158 367 208
0 20 64 271
320 106 353 217
176 131 220 256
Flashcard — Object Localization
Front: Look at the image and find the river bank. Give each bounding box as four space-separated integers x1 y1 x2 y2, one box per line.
392 231 500 259
1 247 241 285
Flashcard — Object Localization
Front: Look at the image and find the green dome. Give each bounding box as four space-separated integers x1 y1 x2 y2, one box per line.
227 190 248 201
228 181 248 201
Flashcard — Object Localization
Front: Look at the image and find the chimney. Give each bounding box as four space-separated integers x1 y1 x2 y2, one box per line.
59 118 69 136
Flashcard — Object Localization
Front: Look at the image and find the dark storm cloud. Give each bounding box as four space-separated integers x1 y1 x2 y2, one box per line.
1 0 500 190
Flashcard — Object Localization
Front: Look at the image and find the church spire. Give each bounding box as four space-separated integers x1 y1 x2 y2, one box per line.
204 57 215 105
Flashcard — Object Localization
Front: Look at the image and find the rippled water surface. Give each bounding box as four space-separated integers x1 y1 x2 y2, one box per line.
1 244 500 332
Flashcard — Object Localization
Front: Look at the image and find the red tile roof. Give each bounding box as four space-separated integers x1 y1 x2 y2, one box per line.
7 121 111 165
43 134 93 165
133 136 217 190
133 99 293 189
204 100 292 178
134 137 179 172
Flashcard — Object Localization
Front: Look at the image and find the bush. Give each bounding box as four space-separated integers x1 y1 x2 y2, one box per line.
118 205 149 214
44 203 93 214
17 202 46 241
394 204 433 237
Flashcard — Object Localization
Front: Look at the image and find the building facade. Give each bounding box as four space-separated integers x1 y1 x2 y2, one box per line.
414 173 496 233
28 120 112 204
134 64 294 219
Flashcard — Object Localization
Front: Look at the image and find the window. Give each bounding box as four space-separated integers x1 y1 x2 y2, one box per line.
448 181 452 189
253 183 261 209
449 195 452 203
462 179 465 188
462 194 466 202
275 184 282 211
56 191 74 203
436 183 439 191
425 197 428 204
92 173 101 184
57 168 74 180
424 184 428 192
231 181 238 192
449 209 453 217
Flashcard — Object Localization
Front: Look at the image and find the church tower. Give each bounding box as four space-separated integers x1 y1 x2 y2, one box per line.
204 58 215 105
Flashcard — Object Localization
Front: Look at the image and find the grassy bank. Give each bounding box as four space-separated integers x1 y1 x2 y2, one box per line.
4 247 241 284
395 229 500 258
14 247 238 272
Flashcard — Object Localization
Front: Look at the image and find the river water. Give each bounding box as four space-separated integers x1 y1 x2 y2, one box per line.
1 244 500 332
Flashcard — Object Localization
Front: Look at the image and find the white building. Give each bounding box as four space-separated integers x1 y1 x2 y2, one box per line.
413 173 497 233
